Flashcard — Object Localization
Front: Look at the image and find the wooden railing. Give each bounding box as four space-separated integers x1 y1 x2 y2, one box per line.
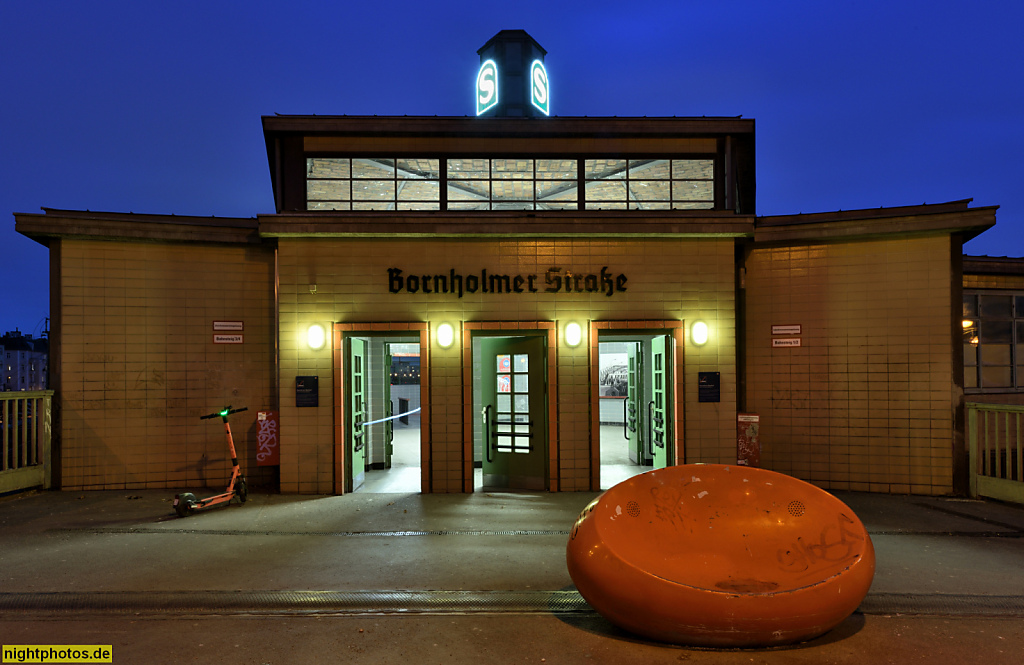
967 402 1024 504
0 390 54 493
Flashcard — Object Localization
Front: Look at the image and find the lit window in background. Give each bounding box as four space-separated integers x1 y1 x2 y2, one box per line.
963 293 1024 390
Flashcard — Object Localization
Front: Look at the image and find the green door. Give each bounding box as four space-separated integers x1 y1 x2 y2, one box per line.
650 335 672 469
384 346 394 469
348 337 367 492
626 342 645 464
479 336 548 490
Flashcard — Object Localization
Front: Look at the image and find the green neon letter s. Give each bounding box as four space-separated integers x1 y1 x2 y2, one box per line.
477 60 498 115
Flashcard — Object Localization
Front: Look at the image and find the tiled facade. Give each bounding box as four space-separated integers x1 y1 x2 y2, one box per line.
276 237 737 494
53 239 276 490
744 237 957 494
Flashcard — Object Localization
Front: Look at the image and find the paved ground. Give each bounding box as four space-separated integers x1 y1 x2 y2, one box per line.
1 487 1023 664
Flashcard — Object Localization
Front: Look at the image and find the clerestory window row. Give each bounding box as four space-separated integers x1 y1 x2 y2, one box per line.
306 157 715 211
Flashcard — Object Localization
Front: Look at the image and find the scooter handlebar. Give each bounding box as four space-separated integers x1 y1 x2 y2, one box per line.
200 406 249 420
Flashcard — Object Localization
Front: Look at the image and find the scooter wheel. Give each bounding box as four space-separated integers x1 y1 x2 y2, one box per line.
235 476 248 504
174 492 196 518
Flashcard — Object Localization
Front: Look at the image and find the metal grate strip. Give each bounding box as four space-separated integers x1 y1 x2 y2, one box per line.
858 593 1024 617
0 590 589 615
2 590 1022 618
56 526 1024 539
54 528 572 537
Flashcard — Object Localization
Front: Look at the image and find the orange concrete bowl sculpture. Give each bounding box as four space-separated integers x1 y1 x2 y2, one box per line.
566 464 875 647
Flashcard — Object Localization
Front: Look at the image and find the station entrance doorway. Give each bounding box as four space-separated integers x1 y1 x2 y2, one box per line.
337 325 428 494
472 333 549 491
596 330 677 489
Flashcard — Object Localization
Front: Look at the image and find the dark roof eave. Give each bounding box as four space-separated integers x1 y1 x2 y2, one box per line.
14 209 262 246
963 255 1024 275
754 201 998 244
260 114 756 138
257 212 756 238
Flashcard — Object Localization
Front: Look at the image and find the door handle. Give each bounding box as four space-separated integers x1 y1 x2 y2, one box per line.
354 418 365 452
647 401 653 454
649 400 664 450
623 397 629 439
386 400 394 445
483 405 494 463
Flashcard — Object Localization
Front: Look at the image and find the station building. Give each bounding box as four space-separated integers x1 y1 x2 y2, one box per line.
14 31 1020 497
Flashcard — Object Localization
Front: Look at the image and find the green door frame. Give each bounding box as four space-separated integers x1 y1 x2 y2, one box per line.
589 321 686 491
383 345 394 469
622 341 648 465
333 323 431 495
478 335 549 490
650 334 671 469
462 322 558 493
347 336 368 492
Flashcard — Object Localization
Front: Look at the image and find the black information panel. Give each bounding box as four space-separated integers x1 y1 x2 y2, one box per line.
697 371 720 403
296 375 319 408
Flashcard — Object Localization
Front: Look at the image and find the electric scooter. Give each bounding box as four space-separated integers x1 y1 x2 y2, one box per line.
173 406 248 517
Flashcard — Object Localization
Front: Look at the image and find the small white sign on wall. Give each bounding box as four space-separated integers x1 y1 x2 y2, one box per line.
772 338 801 348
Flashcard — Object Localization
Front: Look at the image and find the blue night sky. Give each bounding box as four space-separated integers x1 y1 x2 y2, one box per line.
2 0 1022 335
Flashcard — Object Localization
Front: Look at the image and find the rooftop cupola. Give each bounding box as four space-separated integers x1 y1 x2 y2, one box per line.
476 30 549 117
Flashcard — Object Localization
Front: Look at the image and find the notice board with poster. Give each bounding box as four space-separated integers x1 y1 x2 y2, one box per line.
296 376 319 408
698 371 720 402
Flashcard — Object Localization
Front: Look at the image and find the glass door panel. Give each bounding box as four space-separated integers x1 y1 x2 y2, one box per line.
626 342 646 464
479 337 547 490
348 337 367 491
650 335 672 469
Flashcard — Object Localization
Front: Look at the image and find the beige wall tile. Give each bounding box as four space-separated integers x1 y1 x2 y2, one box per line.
745 235 955 494
57 240 276 491
278 237 738 494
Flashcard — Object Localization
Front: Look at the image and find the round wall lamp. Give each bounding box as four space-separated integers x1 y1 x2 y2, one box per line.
691 321 709 346
307 323 327 350
436 322 455 348
565 321 583 347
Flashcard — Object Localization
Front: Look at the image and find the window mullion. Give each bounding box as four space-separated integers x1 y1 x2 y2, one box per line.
440 158 448 211
576 158 584 210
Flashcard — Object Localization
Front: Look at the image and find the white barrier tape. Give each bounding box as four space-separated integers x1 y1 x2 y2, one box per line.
362 407 422 427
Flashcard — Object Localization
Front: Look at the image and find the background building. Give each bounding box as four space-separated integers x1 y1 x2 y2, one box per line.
1 330 48 392
962 256 1024 406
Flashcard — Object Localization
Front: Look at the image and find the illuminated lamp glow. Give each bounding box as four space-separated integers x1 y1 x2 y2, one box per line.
437 322 455 348
530 60 550 116
691 321 709 346
564 321 582 347
476 60 499 116
307 324 326 350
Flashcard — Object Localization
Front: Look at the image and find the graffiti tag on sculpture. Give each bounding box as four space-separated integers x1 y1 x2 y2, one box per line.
776 513 864 578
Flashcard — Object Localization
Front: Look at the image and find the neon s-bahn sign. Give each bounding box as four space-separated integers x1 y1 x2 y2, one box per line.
475 59 550 116
476 60 498 115
530 60 549 116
